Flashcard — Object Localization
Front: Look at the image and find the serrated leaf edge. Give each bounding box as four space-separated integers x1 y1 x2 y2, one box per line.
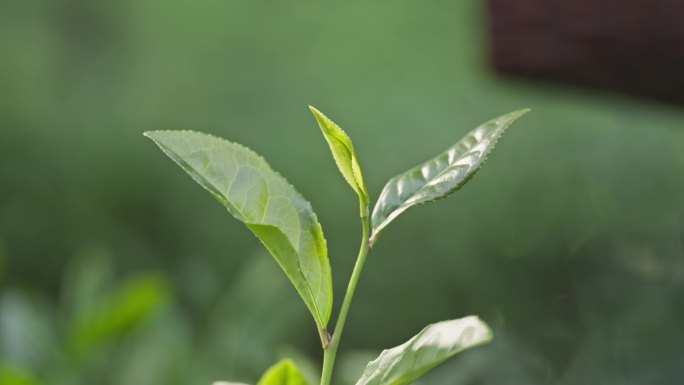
309 106 369 203
144 130 332 328
369 109 529 245
355 316 493 385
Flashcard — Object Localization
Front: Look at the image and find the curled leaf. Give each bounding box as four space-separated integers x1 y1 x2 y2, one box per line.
309 106 368 205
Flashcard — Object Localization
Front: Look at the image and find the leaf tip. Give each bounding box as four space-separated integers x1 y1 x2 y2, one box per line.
471 315 494 340
308 105 328 124
308 105 323 117
142 130 170 141
513 108 531 118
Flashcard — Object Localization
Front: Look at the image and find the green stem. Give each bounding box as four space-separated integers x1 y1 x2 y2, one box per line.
320 203 371 385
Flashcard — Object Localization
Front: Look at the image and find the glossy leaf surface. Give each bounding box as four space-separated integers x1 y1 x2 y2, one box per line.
256 359 307 385
145 131 332 330
370 109 529 245
309 106 368 204
355 317 492 385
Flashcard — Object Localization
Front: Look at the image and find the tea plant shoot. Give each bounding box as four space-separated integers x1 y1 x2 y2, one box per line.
145 106 529 385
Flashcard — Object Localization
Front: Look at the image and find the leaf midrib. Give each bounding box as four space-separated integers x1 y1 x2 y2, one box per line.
150 136 327 327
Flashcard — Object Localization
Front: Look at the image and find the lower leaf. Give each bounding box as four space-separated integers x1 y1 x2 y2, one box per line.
354 316 492 385
257 359 308 385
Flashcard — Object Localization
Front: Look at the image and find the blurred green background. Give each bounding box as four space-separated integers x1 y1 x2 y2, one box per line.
1 1 684 384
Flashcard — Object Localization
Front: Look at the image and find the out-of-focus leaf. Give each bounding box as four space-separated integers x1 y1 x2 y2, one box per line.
145 131 332 330
0 364 41 385
201 252 307 380
354 316 492 385
67 273 169 357
309 106 368 205
111 309 193 385
0 291 55 370
0 239 5 282
275 347 319 385
60 246 114 326
256 359 307 385
370 110 529 246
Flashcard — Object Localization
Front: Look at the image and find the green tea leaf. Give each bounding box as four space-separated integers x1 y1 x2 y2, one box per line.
61 246 114 326
0 291 55 370
309 106 368 205
0 364 42 385
144 131 333 330
354 317 492 385
256 359 307 385
370 109 529 245
67 273 169 357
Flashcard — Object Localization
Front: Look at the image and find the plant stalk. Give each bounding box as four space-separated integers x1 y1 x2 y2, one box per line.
320 202 371 385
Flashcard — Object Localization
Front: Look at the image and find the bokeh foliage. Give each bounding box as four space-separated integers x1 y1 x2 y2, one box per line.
1 1 683 384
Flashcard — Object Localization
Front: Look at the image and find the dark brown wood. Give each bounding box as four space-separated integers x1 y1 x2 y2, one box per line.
488 0 684 104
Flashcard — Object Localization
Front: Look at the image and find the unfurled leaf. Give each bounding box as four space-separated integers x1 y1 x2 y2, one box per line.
355 317 492 385
370 109 529 245
309 106 368 205
144 131 333 330
256 359 307 385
